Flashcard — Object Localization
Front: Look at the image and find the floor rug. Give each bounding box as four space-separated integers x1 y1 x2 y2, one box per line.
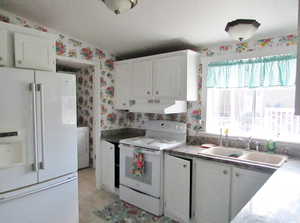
94 200 178 223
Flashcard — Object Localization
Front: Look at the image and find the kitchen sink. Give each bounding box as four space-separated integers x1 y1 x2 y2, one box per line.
200 146 247 158
239 152 287 168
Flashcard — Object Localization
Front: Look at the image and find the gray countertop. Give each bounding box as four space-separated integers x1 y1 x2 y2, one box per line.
101 128 145 144
231 158 300 223
167 145 300 223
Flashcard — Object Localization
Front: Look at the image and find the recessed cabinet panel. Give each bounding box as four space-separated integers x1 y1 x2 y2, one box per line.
153 56 185 100
14 33 55 71
164 154 191 223
0 29 8 66
131 61 153 100
101 140 115 193
196 160 231 223
230 167 271 219
114 62 132 109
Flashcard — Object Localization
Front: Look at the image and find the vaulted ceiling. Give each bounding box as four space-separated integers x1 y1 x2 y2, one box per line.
1 0 298 58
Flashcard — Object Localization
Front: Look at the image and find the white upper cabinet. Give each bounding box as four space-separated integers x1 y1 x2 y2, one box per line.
114 50 199 113
131 60 153 100
153 56 185 101
15 33 56 72
0 29 9 67
230 167 271 220
114 61 132 109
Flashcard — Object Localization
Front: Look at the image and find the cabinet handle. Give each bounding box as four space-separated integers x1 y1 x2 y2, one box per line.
156 91 159 95
154 99 160 104
183 164 187 168
223 170 228 175
235 173 240 177
110 147 113 150
148 99 153 103
122 103 126 106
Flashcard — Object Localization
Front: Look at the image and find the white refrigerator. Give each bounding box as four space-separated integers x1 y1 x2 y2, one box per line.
0 68 79 223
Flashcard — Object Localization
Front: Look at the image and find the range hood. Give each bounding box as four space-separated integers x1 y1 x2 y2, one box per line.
129 100 187 114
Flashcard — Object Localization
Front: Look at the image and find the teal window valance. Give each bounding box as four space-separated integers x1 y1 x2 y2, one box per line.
207 55 297 88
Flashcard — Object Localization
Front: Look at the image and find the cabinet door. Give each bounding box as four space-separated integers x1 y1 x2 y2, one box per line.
153 56 185 101
114 62 132 109
0 68 38 193
14 33 55 71
196 160 231 223
0 29 8 66
131 61 153 100
231 167 271 219
77 128 89 169
35 71 77 182
101 140 115 193
164 154 191 223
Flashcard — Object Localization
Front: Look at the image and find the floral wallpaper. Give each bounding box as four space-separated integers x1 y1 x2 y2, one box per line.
0 9 297 139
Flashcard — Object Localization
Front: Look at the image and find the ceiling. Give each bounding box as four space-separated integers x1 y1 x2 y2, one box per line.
1 0 298 58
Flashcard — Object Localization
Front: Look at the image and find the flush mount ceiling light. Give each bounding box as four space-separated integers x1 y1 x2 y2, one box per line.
102 0 138 15
225 19 261 41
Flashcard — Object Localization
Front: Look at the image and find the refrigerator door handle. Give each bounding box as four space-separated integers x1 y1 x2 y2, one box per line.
30 83 39 172
0 176 77 203
37 83 46 170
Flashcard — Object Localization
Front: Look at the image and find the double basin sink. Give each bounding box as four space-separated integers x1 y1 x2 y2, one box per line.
199 146 287 168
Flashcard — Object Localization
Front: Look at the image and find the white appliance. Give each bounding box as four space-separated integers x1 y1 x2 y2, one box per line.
77 127 90 169
119 120 186 216
0 68 78 223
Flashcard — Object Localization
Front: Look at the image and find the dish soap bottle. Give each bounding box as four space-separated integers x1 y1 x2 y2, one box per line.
266 139 277 153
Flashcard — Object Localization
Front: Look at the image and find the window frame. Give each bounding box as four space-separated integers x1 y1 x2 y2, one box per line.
200 45 297 143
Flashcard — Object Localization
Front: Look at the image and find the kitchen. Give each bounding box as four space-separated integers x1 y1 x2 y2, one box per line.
0 0 299 223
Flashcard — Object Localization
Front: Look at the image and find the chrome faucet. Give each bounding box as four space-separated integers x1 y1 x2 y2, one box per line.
247 137 253 150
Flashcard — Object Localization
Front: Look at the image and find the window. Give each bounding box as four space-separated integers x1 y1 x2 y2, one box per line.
206 55 300 142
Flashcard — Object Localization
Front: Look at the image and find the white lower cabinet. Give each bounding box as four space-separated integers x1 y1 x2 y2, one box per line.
230 167 271 219
164 154 191 223
194 159 272 223
101 140 115 193
195 159 231 223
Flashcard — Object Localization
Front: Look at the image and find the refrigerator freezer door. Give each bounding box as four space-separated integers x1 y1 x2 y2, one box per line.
0 68 38 193
0 174 79 223
35 71 77 182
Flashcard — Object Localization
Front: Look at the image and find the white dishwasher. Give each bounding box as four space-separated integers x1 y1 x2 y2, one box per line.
77 127 90 169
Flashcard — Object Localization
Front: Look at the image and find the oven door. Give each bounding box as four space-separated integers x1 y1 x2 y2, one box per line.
119 144 161 198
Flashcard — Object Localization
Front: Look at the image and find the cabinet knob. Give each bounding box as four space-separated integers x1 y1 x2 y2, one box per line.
146 91 150 95
0 57 2 61
223 170 228 175
148 99 153 103
235 173 240 177
156 91 159 95
122 103 126 106
17 60 22 64
154 99 160 104
183 164 187 168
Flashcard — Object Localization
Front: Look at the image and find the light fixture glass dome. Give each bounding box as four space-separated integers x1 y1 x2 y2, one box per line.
225 19 260 41
102 0 138 15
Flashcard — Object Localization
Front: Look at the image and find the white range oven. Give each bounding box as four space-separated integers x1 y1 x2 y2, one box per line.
119 121 186 216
